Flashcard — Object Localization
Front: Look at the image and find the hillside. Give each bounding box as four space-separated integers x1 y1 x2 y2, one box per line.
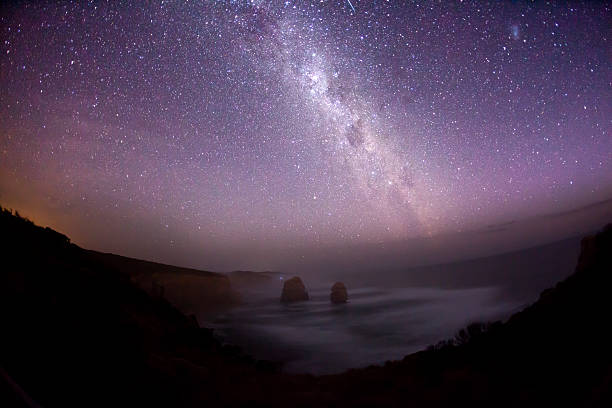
1 206 611 407
0 208 280 407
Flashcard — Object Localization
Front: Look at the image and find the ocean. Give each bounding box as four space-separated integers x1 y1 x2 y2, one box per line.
210 284 522 374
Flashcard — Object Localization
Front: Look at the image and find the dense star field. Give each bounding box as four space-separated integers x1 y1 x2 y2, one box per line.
1 1 611 271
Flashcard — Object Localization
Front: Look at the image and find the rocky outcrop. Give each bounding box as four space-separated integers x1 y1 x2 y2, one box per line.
281 277 309 302
330 282 348 304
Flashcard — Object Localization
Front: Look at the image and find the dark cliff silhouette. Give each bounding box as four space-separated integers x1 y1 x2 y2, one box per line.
1 206 611 407
0 207 273 407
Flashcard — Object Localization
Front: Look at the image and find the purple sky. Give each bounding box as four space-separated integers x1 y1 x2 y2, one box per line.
1 1 611 272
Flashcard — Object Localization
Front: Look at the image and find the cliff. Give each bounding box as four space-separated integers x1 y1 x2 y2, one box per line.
2 205 612 407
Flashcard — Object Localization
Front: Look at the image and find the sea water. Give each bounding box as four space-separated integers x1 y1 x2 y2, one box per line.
210 285 521 374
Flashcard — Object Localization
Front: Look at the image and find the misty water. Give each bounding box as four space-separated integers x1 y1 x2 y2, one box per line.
210 283 522 374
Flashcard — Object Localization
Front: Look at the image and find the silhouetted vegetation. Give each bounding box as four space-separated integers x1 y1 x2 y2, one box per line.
2 205 611 407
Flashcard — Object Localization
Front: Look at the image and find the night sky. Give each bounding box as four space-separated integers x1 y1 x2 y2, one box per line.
1 1 611 273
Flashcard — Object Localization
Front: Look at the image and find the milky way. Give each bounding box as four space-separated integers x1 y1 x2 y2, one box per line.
1 1 611 270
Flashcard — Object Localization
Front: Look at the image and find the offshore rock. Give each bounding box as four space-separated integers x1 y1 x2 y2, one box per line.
281 277 309 302
330 282 348 304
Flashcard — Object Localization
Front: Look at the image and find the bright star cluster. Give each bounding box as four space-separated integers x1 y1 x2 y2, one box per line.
1 1 611 270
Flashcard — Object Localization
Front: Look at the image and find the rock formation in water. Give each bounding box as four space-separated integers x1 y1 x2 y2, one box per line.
280 276 309 302
330 282 348 304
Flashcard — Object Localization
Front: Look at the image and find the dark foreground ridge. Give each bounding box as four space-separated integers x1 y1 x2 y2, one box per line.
1 206 611 407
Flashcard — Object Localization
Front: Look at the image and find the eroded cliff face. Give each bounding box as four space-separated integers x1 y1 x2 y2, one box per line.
85 250 238 317
145 273 234 317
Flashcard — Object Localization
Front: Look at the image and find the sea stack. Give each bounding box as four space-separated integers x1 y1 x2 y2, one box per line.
280 276 309 302
330 282 348 304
